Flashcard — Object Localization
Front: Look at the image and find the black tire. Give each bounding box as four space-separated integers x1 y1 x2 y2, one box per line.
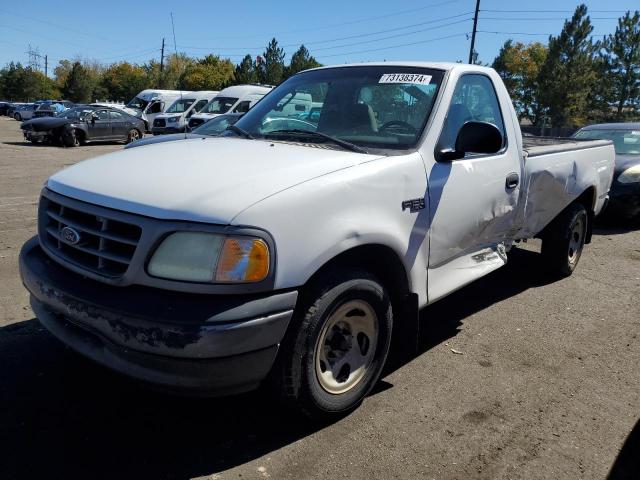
273 268 393 419
126 128 141 144
14 113 21 121
541 202 588 277
62 128 82 147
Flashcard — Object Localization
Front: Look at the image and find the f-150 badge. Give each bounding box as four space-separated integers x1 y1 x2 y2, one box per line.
401 198 425 213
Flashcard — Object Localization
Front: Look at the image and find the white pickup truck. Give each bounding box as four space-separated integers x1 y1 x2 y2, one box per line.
19 62 614 418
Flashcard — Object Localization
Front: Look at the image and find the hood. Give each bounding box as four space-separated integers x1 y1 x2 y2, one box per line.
21 117 73 131
124 133 205 149
615 154 640 174
47 137 381 224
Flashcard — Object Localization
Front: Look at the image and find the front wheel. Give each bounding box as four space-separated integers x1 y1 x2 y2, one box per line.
273 269 393 419
126 128 141 144
541 202 588 277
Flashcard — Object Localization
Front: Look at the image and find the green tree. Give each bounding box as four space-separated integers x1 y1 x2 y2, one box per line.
178 55 235 90
286 45 321 77
0 62 27 100
62 62 94 103
101 62 150 101
538 4 598 126
492 40 548 124
258 38 285 85
235 54 258 84
601 10 640 120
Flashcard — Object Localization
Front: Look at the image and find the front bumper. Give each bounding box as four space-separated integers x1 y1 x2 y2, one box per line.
20 237 297 394
23 130 48 141
607 182 640 218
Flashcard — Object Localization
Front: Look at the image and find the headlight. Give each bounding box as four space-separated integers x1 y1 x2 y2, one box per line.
148 232 270 283
618 164 640 184
167 116 179 123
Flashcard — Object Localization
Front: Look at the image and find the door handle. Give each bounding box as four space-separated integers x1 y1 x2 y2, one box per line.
505 172 519 189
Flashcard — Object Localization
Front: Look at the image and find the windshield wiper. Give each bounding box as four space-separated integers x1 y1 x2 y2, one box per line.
226 124 254 139
265 129 368 154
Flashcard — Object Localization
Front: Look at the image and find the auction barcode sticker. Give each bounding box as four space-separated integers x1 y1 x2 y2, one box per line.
379 73 432 84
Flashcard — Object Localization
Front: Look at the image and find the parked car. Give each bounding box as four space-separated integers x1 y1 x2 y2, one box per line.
151 91 219 135
6 102 28 118
126 89 193 131
187 85 273 130
13 103 36 121
33 100 74 118
125 113 244 149
21 105 145 146
19 62 614 419
0 102 11 116
573 123 640 218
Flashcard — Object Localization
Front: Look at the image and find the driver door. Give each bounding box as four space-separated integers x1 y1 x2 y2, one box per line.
88 109 112 140
426 74 522 302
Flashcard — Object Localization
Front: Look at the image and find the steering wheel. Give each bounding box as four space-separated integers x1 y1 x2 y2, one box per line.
379 120 418 134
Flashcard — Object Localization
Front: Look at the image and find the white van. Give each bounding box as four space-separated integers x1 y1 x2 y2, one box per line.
151 91 219 135
188 85 273 130
126 90 193 131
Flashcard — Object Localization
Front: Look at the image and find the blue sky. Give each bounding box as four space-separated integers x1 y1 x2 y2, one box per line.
0 0 637 74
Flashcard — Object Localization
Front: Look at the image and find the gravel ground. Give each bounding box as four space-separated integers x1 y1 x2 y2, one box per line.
0 116 638 480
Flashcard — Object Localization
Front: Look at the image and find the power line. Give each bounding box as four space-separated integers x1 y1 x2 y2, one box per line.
177 11 474 51
479 17 621 21
481 9 630 13
315 32 470 59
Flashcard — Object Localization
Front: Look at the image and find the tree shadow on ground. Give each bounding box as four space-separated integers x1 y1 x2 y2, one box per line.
0 248 555 480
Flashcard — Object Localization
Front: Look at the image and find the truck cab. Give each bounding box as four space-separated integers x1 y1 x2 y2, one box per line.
19 62 614 419
187 85 273 130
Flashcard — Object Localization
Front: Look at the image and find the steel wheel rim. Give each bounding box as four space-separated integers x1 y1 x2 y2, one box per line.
568 216 585 265
314 299 378 395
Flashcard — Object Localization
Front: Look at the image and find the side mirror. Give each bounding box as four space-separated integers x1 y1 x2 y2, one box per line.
437 121 503 162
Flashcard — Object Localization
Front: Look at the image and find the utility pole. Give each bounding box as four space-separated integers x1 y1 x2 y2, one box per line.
44 55 48 77
468 0 480 64
160 37 165 73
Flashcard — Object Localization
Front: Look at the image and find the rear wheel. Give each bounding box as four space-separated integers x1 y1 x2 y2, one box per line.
273 268 393 419
541 202 588 277
14 113 21 121
126 128 141 144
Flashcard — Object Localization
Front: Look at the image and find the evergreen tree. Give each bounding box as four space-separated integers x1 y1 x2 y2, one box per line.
538 4 598 126
601 10 640 120
286 45 321 77
258 38 285 85
235 54 258 84
62 62 94 103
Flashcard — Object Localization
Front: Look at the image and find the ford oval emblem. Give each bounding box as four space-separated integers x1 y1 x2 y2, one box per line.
61 226 81 245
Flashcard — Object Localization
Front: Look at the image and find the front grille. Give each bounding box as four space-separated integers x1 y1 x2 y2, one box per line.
41 196 142 278
188 118 204 129
153 118 166 128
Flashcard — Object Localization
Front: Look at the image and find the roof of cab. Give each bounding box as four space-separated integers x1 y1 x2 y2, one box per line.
304 61 496 74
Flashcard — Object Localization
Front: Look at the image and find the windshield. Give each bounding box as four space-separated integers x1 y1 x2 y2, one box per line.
574 128 640 155
193 114 242 136
56 107 93 120
126 96 148 111
166 98 195 114
202 97 238 114
233 66 443 150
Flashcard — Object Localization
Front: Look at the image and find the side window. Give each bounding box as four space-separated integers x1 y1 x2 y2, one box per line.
438 74 506 153
97 110 110 121
148 101 163 113
193 99 208 112
109 111 123 120
233 101 251 113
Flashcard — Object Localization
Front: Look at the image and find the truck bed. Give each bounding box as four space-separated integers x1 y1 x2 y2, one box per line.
517 137 615 239
523 137 612 158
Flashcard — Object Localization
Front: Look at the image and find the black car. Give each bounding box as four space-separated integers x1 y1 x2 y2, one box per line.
0 102 11 116
125 113 244 149
574 123 640 218
21 105 145 147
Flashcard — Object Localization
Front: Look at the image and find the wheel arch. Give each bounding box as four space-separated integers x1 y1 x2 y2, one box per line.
573 186 596 244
